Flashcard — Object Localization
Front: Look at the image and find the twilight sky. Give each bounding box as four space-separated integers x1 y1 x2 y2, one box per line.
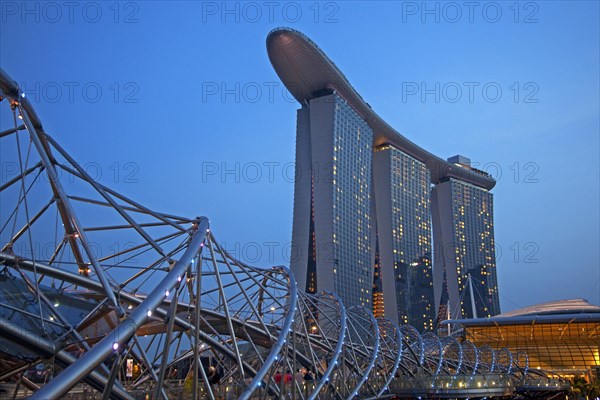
1 1 598 311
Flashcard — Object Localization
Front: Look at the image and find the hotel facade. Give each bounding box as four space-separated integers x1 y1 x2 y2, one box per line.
268 28 500 329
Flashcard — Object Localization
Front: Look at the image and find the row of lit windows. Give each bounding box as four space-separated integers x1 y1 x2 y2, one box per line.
447 178 499 316
380 145 436 330
330 95 374 307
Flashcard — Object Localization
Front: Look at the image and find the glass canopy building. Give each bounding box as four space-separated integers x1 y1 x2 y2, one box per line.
443 299 600 381
267 28 499 326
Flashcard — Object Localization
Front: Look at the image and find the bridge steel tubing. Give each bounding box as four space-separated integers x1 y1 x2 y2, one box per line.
0 317 133 400
30 218 209 400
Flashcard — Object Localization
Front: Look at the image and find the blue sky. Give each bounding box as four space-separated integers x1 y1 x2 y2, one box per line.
1 1 598 311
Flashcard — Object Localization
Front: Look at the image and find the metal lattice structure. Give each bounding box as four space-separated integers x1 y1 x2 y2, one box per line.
0 68 569 399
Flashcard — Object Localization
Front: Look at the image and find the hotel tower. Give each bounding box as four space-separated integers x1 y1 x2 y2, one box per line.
267 28 500 328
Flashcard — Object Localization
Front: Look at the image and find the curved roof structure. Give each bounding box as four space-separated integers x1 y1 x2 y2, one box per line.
496 298 600 318
267 28 496 190
443 298 600 327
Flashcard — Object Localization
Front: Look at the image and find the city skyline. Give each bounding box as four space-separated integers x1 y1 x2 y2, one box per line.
1 1 598 312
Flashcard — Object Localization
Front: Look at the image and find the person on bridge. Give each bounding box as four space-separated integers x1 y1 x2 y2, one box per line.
284 370 293 384
294 369 304 384
303 370 313 382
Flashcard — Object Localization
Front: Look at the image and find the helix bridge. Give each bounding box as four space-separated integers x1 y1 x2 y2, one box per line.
0 68 569 399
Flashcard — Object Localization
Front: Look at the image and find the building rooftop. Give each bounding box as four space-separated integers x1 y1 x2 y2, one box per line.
442 298 600 327
497 298 600 318
266 27 496 190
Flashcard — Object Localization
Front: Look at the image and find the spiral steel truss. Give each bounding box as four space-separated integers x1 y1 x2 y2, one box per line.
0 68 567 399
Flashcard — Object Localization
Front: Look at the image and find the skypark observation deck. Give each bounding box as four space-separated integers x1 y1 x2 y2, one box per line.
266 27 495 191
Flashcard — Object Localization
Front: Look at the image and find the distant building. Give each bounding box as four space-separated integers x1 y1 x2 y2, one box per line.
289 93 374 307
268 28 498 327
432 159 500 319
443 299 600 381
373 144 434 330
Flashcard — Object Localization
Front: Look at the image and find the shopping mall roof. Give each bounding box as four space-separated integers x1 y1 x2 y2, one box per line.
442 298 600 327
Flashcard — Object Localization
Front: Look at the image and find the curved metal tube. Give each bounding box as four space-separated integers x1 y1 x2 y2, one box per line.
422 332 443 376
31 218 209 400
0 317 133 400
347 306 379 399
441 335 463 376
461 339 479 376
377 320 403 398
239 265 298 400
400 324 425 368
1 67 124 317
1 252 289 384
308 291 347 400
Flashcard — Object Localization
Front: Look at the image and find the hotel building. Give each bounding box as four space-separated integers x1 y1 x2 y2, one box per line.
267 28 500 326
432 156 500 318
